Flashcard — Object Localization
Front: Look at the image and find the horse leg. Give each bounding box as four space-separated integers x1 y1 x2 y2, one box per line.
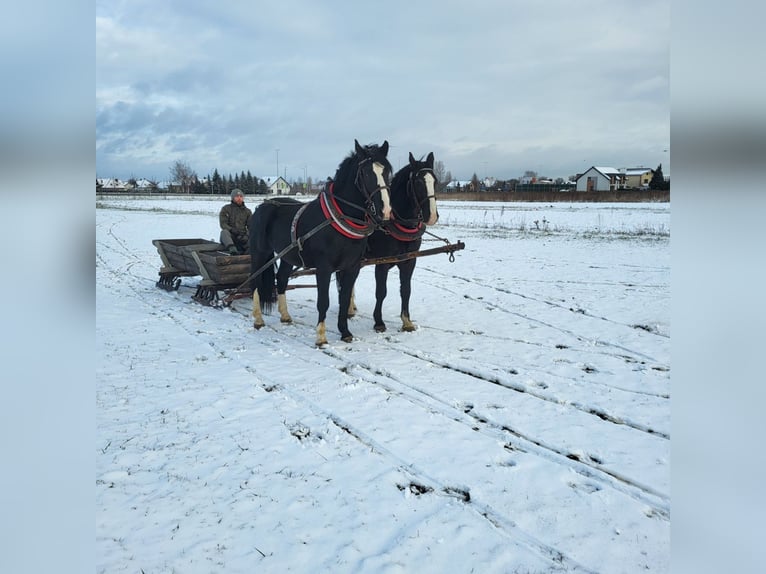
335 272 357 317
252 289 265 329
275 261 294 323
336 267 360 342
277 294 291 323
251 246 275 330
398 260 417 332
348 287 357 318
315 267 332 346
373 264 390 332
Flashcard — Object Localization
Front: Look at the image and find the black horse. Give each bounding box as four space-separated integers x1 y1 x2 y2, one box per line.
249 140 393 345
364 151 439 332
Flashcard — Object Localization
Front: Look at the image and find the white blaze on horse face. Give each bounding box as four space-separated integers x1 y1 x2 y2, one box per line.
372 162 391 220
424 172 438 225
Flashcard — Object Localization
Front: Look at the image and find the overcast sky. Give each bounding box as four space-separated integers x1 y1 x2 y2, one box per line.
96 0 669 183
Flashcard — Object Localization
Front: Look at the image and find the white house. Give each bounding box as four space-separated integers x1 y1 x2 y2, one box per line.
575 166 626 192
262 176 292 195
97 178 126 190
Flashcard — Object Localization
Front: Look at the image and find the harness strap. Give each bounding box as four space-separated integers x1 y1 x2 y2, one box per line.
290 202 311 267
319 184 375 239
381 217 425 242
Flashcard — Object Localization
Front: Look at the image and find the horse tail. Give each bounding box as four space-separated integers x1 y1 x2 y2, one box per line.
249 204 278 312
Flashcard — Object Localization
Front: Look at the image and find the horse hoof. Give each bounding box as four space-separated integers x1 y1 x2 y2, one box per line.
254 322 265 330
341 334 354 343
280 317 293 324
401 324 416 332
374 324 387 333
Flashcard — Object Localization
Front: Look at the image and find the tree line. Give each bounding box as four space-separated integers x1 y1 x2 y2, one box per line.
120 159 667 195
169 160 273 195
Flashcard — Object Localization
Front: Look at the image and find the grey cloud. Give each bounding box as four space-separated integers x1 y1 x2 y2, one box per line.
96 0 670 182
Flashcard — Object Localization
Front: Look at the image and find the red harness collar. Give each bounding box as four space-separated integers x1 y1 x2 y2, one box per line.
319 183 375 239
382 216 425 242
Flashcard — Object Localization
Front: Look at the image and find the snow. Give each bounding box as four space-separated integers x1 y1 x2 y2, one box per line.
97 197 670 573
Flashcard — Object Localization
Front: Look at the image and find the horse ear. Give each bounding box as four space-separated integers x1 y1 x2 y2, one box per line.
355 139 364 154
409 152 416 165
381 140 389 156
426 152 434 167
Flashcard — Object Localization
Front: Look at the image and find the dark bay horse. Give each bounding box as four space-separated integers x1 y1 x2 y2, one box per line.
365 151 439 332
249 140 393 345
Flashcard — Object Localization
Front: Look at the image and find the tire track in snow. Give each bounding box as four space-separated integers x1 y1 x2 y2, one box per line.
392 321 670 399
253 297 668 440
97 249 598 573
417 267 668 361
99 232 668 510
226 300 669 516
99 234 667 459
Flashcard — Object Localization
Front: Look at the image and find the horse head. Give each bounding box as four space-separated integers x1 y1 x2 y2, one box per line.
397 151 439 226
353 139 392 224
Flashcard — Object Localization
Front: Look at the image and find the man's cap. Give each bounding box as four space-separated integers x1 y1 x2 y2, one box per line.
231 189 244 199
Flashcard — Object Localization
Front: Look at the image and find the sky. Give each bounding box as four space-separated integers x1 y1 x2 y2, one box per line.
95 197 671 572
96 0 670 184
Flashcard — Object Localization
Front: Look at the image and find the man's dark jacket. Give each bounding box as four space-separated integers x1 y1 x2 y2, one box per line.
219 201 252 238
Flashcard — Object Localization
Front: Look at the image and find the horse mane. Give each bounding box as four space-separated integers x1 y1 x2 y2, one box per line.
392 152 432 191
391 161 414 191
333 142 391 191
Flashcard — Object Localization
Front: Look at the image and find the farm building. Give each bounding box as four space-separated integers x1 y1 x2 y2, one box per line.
622 167 654 188
262 176 292 195
576 166 655 191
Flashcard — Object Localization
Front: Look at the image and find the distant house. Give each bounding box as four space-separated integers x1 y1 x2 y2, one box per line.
575 167 626 192
262 176 292 195
97 178 126 191
622 167 654 188
445 180 475 191
134 178 158 191
576 166 656 191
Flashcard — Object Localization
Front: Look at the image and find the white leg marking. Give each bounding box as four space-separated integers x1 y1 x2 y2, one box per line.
401 313 416 332
277 293 292 323
252 291 265 329
373 162 391 220
424 173 438 225
316 321 328 346
348 289 357 317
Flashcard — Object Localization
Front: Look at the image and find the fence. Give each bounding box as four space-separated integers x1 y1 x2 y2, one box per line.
436 190 669 203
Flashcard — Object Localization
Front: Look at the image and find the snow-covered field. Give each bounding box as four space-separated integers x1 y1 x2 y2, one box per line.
97 197 670 573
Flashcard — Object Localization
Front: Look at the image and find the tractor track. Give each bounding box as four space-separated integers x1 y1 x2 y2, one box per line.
97 247 601 572
98 215 671 570
98 230 669 515
222 298 669 515
246 296 669 437
418 265 670 355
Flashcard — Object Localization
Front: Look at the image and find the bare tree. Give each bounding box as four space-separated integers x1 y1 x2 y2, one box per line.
434 160 446 183
522 170 538 181
433 160 451 192
470 172 480 192
170 160 197 194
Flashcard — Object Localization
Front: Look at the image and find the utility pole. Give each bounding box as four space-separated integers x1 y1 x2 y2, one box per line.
276 149 279 178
